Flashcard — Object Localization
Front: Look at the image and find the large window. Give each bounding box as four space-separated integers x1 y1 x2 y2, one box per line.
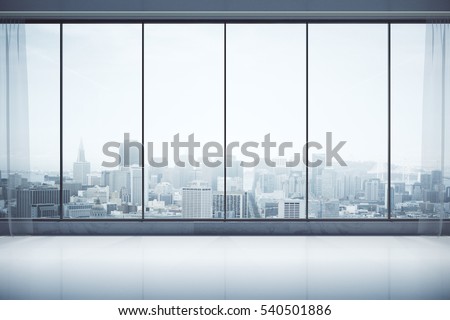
1 22 448 221
392 24 449 219
144 24 224 219
227 24 306 219
63 24 142 219
309 24 388 219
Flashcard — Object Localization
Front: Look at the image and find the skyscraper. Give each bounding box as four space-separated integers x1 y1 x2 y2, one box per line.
365 178 380 201
257 171 276 193
73 140 91 185
131 167 142 206
431 170 442 191
310 154 325 197
212 191 249 219
119 141 141 167
420 173 432 190
321 168 336 199
182 181 212 218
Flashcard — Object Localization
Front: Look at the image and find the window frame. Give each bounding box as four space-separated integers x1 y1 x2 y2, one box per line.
1 18 449 235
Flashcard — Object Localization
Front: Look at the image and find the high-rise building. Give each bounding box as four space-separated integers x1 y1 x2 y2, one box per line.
182 181 212 218
420 173 432 190
335 175 346 199
131 167 142 206
343 175 362 200
308 200 321 218
288 171 304 198
87 174 101 186
62 181 82 197
199 163 223 192
227 156 243 178
257 171 276 193
73 140 91 185
275 174 289 198
412 182 423 201
119 141 141 167
310 154 326 197
158 193 173 206
212 191 249 219
431 170 443 190
392 182 406 194
101 171 111 187
108 168 131 194
14 186 70 218
321 168 336 199
365 178 380 201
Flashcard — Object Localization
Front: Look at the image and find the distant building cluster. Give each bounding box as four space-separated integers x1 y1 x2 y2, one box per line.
1 144 449 220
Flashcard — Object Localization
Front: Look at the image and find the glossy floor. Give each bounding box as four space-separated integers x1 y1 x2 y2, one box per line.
0 236 449 299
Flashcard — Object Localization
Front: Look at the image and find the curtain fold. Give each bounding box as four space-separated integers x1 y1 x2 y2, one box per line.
421 23 450 235
0 24 31 235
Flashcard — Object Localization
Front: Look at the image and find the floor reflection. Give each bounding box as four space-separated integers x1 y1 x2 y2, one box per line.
0 236 449 299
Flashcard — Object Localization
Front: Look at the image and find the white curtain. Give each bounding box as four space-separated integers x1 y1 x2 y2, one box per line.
0 24 31 235
421 23 450 234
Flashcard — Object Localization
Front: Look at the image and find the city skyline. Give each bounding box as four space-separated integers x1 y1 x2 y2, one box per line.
1 140 449 220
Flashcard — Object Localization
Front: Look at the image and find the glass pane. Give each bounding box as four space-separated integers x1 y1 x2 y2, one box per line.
63 24 142 219
144 24 224 219
309 24 388 219
227 24 307 219
0 24 61 219
392 24 449 219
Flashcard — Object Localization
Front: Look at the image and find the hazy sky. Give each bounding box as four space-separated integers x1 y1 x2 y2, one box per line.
63 24 142 172
26 24 60 172
391 24 426 168
144 24 223 168
227 24 306 166
24 23 426 172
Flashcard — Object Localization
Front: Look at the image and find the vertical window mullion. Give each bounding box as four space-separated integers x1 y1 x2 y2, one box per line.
142 23 145 221
388 23 392 220
224 23 227 221
306 23 309 221
59 23 63 220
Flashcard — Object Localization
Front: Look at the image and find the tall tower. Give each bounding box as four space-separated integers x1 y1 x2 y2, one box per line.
73 140 91 185
365 178 380 202
130 167 142 206
77 139 86 162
